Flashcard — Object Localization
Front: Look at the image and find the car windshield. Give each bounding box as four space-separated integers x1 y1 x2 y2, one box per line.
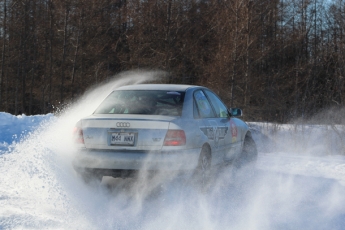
94 90 185 116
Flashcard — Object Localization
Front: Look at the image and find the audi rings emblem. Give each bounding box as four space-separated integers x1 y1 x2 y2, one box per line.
116 122 130 128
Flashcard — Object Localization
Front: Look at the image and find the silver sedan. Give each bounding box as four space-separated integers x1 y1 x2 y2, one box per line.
73 84 257 183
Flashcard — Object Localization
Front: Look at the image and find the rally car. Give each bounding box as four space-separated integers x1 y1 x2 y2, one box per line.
73 84 257 183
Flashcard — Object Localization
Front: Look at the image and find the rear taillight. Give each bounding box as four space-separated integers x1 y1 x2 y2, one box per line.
73 127 84 144
163 130 186 146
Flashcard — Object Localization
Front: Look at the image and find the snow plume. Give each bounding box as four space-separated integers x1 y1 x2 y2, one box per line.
249 122 345 156
245 110 345 229
56 69 167 119
1 70 345 229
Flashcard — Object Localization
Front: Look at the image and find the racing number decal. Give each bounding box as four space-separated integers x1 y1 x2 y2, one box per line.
230 120 238 142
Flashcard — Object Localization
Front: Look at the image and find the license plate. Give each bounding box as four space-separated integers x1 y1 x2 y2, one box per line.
111 132 135 145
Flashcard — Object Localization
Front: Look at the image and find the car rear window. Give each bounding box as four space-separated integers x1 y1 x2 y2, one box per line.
94 90 185 116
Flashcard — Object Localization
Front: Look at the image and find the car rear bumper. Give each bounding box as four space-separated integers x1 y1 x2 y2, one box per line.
73 148 201 171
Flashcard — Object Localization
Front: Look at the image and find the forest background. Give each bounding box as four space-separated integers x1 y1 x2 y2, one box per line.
0 0 344 123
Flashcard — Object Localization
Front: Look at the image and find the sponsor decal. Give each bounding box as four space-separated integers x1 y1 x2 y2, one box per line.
230 120 238 142
200 120 228 148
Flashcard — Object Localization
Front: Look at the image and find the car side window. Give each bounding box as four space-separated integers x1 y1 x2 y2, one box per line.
194 90 215 118
204 90 230 118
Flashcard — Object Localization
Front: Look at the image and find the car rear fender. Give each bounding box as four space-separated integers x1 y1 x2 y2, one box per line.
167 118 209 150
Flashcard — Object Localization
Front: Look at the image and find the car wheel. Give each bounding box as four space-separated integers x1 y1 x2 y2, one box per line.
234 135 258 169
195 145 212 191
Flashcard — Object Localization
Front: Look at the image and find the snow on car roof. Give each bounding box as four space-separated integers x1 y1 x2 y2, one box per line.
114 84 199 91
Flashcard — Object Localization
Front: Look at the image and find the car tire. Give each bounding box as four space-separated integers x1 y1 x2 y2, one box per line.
234 135 258 169
195 145 212 192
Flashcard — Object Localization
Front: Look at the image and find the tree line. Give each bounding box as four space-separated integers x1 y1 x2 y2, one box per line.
0 0 344 123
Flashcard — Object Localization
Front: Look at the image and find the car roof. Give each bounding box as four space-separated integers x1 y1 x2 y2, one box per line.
114 84 201 91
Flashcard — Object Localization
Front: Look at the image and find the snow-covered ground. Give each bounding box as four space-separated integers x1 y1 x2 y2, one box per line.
1 73 345 230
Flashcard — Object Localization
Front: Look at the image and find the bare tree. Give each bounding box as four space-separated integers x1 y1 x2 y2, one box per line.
60 2 69 103
0 0 7 111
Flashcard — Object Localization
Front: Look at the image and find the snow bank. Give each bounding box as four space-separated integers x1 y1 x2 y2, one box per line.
0 112 54 154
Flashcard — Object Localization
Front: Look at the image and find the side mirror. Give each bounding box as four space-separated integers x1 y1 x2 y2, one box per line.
229 108 242 117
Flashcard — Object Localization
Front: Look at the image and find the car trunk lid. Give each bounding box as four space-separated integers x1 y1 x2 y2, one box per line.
80 114 175 151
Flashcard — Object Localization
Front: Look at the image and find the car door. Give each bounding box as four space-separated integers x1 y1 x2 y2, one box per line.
202 90 234 161
193 89 227 165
